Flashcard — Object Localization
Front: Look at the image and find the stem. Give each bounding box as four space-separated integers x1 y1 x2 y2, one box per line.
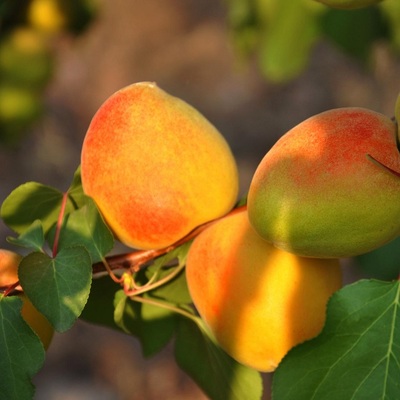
130 294 199 323
124 260 186 297
101 257 124 283
1 281 21 297
52 192 69 257
92 204 247 275
366 154 400 178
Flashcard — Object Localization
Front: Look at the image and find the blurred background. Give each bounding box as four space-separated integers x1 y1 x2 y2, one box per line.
1 0 400 399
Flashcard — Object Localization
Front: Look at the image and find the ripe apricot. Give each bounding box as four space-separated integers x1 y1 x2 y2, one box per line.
185 210 342 372
248 107 400 258
81 82 239 250
0 249 22 287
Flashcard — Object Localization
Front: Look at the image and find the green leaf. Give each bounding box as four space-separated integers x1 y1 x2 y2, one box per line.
380 0 400 51
114 291 176 357
18 246 92 332
145 242 192 304
48 197 114 264
6 219 45 252
272 279 400 400
356 236 400 280
175 317 263 400
0 295 45 400
258 0 323 82
66 166 87 209
1 182 79 235
79 275 122 331
321 7 388 62
224 0 259 57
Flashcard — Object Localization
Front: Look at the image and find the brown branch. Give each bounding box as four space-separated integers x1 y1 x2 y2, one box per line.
92 204 247 275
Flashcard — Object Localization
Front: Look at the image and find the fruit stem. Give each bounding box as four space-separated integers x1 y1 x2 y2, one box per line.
124 260 186 297
52 192 69 257
1 280 21 297
129 293 199 324
366 154 400 178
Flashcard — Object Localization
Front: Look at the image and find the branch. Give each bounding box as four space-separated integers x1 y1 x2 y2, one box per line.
92 204 247 275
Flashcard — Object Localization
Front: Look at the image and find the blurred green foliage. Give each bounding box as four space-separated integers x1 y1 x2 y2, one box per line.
0 0 98 146
224 0 400 83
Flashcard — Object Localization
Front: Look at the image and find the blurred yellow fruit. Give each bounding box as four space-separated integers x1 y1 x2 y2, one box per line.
28 0 67 34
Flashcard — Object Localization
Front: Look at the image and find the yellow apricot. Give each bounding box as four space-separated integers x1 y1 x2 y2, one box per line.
0 249 21 287
185 209 342 372
0 249 54 349
81 82 239 250
27 0 67 34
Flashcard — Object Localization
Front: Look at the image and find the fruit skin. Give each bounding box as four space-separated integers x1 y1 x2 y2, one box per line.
19 293 54 350
315 0 383 9
248 107 400 258
81 82 239 250
0 249 22 288
185 210 342 372
0 249 54 349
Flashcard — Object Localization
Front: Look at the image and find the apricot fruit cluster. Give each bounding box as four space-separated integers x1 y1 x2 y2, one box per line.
80 82 400 372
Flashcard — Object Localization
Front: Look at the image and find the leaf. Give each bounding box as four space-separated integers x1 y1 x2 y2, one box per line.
79 275 122 331
66 166 87 209
1 182 79 235
0 295 45 400
321 7 388 62
18 246 92 332
272 279 400 400
258 0 323 82
356 236 400 280
145 242 193 304
175 317 263 400
114 291 177 357
48 197 114 263
7 220 45 252
380 0 400 51
224 0 259 57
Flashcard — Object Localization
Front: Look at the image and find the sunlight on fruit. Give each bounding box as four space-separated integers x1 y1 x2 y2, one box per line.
186 209 342 372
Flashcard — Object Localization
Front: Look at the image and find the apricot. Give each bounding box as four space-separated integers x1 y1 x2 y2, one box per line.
0 249 22 287
0 249 54 349
185 210 342 372
19 293 54 350
81 82 239 250
248 107 400 258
